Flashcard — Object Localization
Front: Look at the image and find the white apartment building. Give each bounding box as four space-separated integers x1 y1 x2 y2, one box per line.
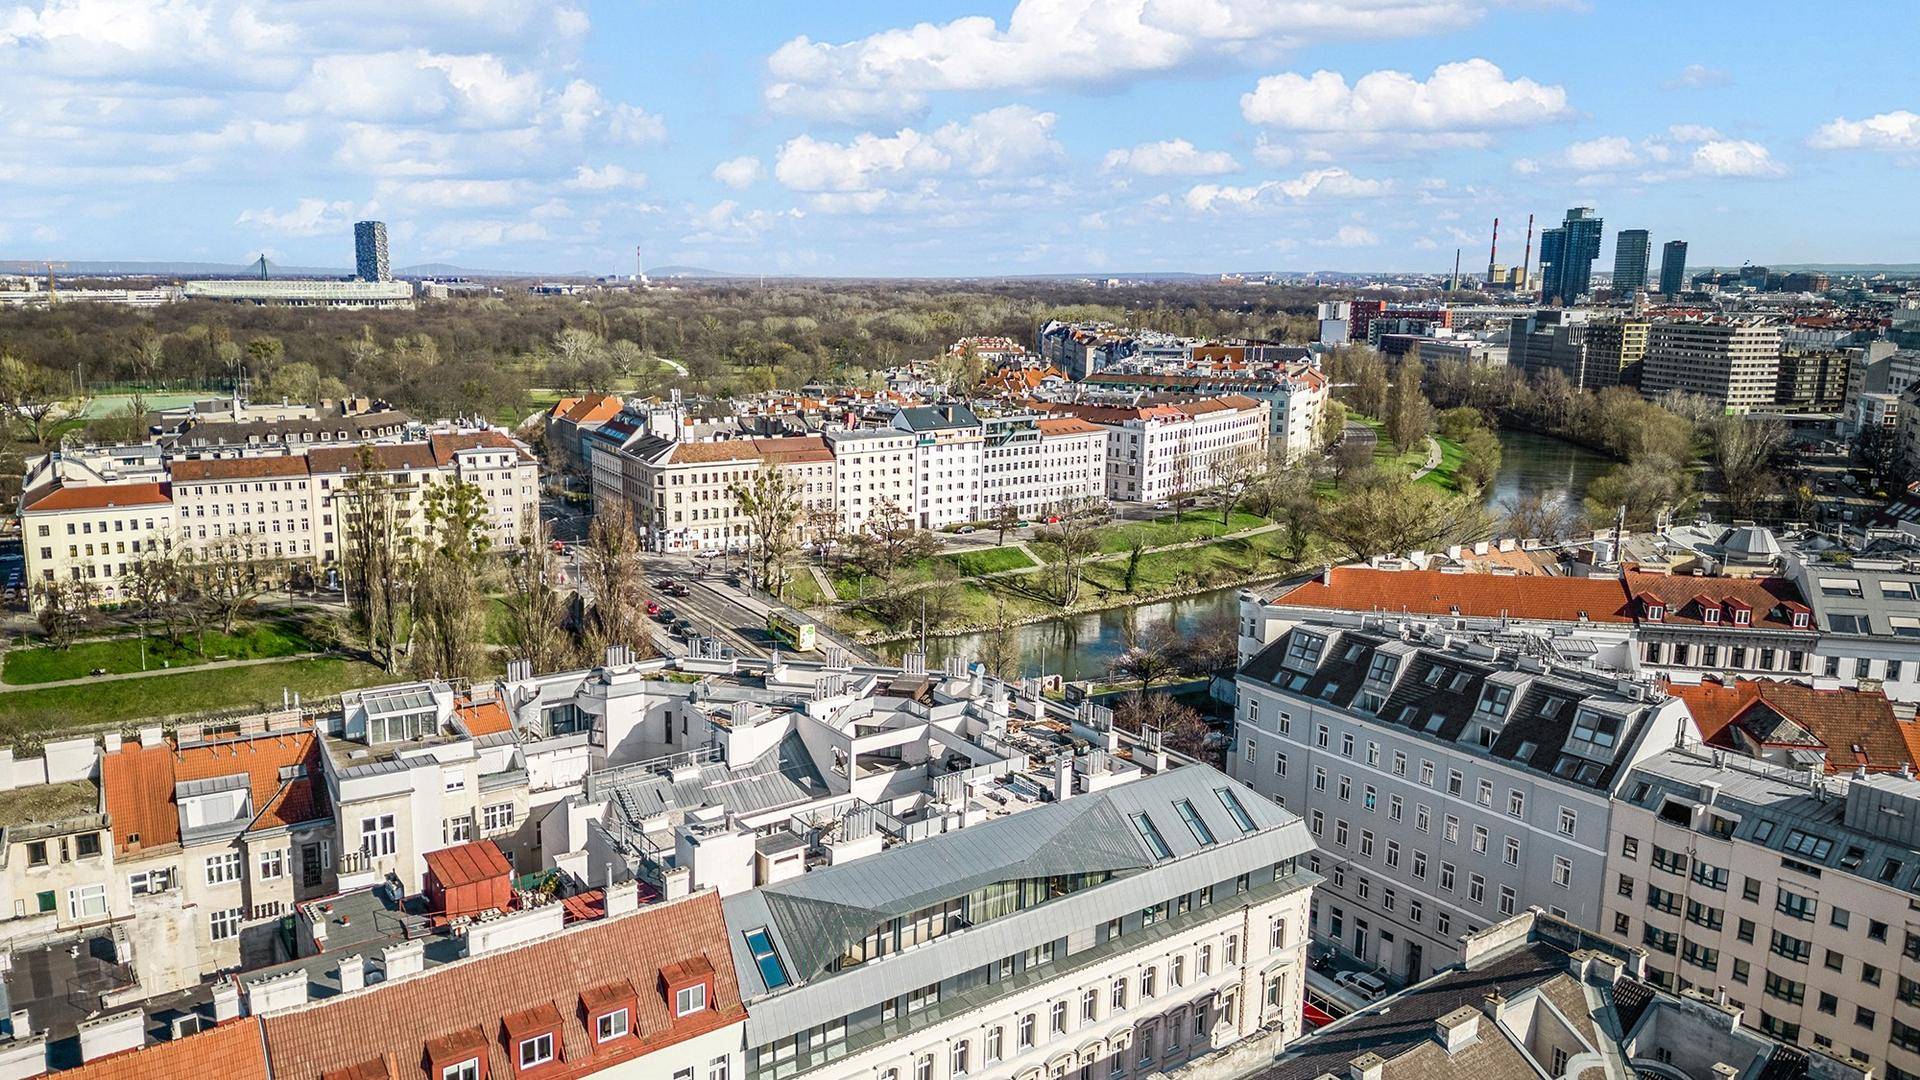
892 405 986 529
1079 367 1327 461
617 434 836 553
824 429 916 533
170 456 319 563
1045 396 1271 503
980 415 1108 519
19 482 172 599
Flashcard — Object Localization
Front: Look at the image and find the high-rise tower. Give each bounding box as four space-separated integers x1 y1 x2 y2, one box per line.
1539 207 1603 305
1658 240 1689 296
1612 229 1651 294
354 221 391 283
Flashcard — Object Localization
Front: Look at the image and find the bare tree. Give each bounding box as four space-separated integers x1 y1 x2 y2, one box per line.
978 602 1022 681
990 500 1022 546
1040 498 1102 607
1500 493 1583 544
1322 467 1493 561
578 511 651 659
1709 416 1789 519
1112 691 1211 758
501 512 576 674
34 580 95 648
187 531 286 635
126 540 185 649
1207 443 1266 526
410 479 492 679
851 498 937 577
337 446 411 671
1109 618 1184 695
729 465 803 597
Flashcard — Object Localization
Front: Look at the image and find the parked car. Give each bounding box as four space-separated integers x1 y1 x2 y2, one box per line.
1333 970 1389 1002
957 525 976 535
645 601 661 617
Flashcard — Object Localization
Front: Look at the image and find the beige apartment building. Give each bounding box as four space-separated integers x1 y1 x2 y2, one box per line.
1639 319 1786 412
19 483 173 599
1604 748 1920 1075
621 435 835 553
823 427 916 533
980 415 1109 518
1047 394 1271 503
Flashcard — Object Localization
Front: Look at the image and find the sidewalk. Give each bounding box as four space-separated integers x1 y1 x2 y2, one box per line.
0 651 338 693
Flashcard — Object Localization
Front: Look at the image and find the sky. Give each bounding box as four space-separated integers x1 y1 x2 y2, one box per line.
3 0 1918 277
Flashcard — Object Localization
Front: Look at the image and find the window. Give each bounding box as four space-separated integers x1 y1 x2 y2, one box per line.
206 851 242 885
675 983 707 1017
67 884 107 920
1503 836 1520 865
360 815 396 858
950 1041 970 1077
1142 967 1158 998
1476 779 1494 807
1552 857 1572 888
1051 1000 1067 1034
1174 800 1216 846
519 1033 554 1069
1216 788 1256 832
985 1027 1003 1063
1782 829 1832 860
1111 978 1128 1010
1131 813 1173 859
708 1057 729 1080
1082 988 1099 1022
1771 930 1812 964
484 803 517 833
258 849 284 880
443 1061 479 1080
1776 889 1816 922
1447 770 1464 795
1269 917 1286 949
596 1009 629 1042
743 927 790 989
1018 1013 1035 1049
209 906 244 941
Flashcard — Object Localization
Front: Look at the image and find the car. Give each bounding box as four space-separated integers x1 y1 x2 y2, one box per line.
1333 971 1390 1002
645 601 661 617
957 525 976 535
671 619 693 636
654 607 675 623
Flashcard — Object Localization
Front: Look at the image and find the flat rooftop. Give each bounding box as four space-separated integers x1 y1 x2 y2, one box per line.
0 781 99 829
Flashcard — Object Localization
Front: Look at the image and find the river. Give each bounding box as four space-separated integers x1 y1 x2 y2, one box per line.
877 429 1613 681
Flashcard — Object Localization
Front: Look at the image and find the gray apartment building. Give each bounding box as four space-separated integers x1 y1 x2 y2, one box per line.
1231 620 1697 984
1639 319 1786 413
1603 749 1920 1077
723 765 1318 1080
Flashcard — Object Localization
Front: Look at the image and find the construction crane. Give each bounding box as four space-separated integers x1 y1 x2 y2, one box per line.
43 262 66 303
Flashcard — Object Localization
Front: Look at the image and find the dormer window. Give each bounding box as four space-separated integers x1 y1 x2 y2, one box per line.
1791 610 1810 629
596 1009 629 1042
1639 594 1665 621
675 984 706 1017
1699 601 1720 624
1730 604 1751 626
518 1035 553 1070
1475 685 1513 721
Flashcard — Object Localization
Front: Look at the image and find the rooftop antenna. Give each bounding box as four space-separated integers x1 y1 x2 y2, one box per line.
1486 217 1499 285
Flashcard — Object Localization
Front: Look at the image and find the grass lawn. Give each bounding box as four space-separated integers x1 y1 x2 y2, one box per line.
0 657 394 741
1091 510 1269 554
1418 435 1467 492
3 620 322 685
1079 530 1293 596
939 547 1035 576
783 568 828 607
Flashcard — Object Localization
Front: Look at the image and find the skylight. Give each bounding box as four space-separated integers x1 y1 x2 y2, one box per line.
1174 800 1216 846
1215 788 1256 833
1131 812 1174 860
744 927 790 989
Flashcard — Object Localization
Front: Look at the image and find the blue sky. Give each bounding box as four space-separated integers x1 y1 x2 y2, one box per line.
4 0 1917 276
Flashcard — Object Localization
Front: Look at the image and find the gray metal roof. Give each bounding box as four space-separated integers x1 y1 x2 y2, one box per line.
894 405 981 432
721 764 1312 1038
603 731 828 823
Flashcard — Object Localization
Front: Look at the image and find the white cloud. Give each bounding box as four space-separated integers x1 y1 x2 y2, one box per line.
1251 136 1295 167
773 105 1060 193
376 178 526 207
1101 139 1239 176
762 0 1494 121
1240 59 1568 134
426 218 549 249
1561 135 1639 171
1689 139 1782 177
235 198 360 236
1810 111 1920 152
712 156 766 189
1183 167 1389 212
1331 225 1379 246
1663 64 1731 90
563 164 648 191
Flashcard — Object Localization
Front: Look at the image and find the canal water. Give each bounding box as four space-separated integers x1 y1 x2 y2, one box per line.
880 430 1614 681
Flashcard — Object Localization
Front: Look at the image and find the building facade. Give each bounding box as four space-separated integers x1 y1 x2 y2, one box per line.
1639 320 1787 413
1613 229 1652 294
1659 240 1689 296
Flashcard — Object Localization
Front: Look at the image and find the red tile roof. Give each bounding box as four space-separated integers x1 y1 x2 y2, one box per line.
423 839 512 890
1624 571 1811 631
62 1018 268 1080
261 892 746 1080
1274 567 1634 623
22 482 170 513
1036 417 1104 436
453 698 512 737
171 457 311 482
1672 679 1916 773
102 731 328 858
554 395 623 426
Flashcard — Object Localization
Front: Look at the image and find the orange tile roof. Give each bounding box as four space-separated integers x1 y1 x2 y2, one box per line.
22 482 169 513
1274 566 1634 623
752 436 833 465
453 698 512 737
1624 571 1810 631
101 739 182 855
1672 679 1913 772
173 731 328 835
171 457 311 482
62 1017 268 1080
261 892 746 1080
1036 417 1104 436
557 394 623 426
665 441 761 464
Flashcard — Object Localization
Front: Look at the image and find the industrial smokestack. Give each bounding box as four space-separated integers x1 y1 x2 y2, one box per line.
1451 248 1461 291
1487 217 1499 284
1521 213 1535 290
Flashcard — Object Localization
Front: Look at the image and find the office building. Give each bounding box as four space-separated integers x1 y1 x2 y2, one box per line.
1507 310 1599 389
1539 208 1604 306
1660 241 1690 296
1639 319 1787 413
1613 229 1652 294
180 278 414 309
723 764 1318 1080
354 220 391 283
1586 316 1652 389
1232 618 1698 981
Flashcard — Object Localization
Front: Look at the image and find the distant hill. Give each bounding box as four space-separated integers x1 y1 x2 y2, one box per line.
645 265 731 278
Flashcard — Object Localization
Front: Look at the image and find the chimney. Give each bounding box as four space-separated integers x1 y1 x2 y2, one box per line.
1711 1065 1740 1080
381 940 425 980
210 982 241 1022
1348 1053 1386 1080
337 953 365 993
77 1010 143 1062
604 880 640 918
1482 990 1506 1019
1053 756 1074 801
242 970 309 1015
6 1012 27 1038
1434 1006 1480 1053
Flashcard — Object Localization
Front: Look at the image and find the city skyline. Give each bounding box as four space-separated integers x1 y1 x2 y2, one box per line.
3 0 1917 276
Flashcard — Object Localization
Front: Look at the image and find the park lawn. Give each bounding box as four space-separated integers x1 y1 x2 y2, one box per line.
939 547 1034 576
0 657 394 741
1093 509 1269 554
1418 435 1468 492
783 568 828 607
1079 532 1292 596
3 620 322 685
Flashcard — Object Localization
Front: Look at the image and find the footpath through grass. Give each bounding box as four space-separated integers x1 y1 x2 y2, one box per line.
3 620 323 685
0 657 393 742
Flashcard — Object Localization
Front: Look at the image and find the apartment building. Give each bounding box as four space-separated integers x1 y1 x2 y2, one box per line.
100 726 335 980
1078 365 1328 461
823 428 915 533
1179 910 1870 1080
980 414 1108 519
1049 395 1270 504
615 434 836 553
0 776 109 935
723 764 1317 1080
18 483 172 597
1639 320 1787 412
1602 750 1920 1075
892 405 985 529
1232 619 1698 982
170 456 319 563
1626 571 1818 683
1786 553 1920 704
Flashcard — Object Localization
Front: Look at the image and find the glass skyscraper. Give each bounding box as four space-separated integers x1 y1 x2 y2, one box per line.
1613 229 1651 294
1539 207 1603 305
1658 239 1688 295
